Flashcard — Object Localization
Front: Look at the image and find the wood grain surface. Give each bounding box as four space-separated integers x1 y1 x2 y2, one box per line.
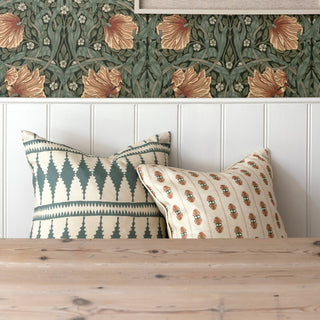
0 238 320 319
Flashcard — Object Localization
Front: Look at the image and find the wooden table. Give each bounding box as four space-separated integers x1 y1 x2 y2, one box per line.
0 238 319 319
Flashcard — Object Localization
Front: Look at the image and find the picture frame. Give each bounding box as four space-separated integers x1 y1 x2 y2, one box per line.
134 0 320 14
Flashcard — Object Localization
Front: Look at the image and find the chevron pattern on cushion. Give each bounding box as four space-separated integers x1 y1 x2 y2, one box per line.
22 130 171 239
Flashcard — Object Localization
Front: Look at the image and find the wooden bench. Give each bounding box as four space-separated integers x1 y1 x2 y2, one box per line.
0 238 319 319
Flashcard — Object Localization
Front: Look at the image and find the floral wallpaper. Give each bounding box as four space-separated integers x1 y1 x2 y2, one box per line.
0 0 319 98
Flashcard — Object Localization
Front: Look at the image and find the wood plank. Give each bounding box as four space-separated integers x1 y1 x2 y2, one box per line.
180 104 220 171
0 239 319 320
1 262 319 283
93 104 135 156
6 104 47 238
268 104 307 237
0 284 320 320
0 238 319 264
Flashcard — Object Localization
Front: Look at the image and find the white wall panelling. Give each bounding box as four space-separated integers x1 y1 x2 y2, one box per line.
137 103 179 167
0 98 319 238
6 103 47 238
268 103 308 237
311 104 320 237
224 103 264 169
180 104 221 171
0 104 4 238
94 104 135 157
50 103 92 154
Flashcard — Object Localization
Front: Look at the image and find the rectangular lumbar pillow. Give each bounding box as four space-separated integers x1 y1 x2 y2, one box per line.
137 149 287 239
22 131 171 239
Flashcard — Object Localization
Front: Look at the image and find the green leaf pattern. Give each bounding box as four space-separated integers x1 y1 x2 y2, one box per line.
0 0 319 97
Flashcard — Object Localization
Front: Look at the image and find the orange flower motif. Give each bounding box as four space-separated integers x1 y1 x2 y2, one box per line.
82 66 122 98
104 14 138 50
207 195 217 210
249 213 257 229
266 224 274 238
214 217 223 233
248 67 287 98
0 13 24 49
228 204 238 219
156 15 190 50
180 226 187 239
172 67 212 98
269 15 303 51
193 209 202 225
5 66 45 97
235 226 243 239
198 232 206 239
173 205 183 220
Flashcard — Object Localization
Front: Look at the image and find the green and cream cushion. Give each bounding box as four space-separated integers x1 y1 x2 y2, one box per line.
22 131 171 239
137 149 287 239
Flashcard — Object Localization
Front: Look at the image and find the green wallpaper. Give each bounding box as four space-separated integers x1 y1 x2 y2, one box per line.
0 0 319 98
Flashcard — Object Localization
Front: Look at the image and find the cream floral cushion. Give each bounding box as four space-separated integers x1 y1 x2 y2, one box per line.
22 131 171 239
137 149 287 239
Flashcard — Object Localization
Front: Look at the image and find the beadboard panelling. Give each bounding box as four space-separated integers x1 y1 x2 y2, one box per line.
0 98 319 238
311 104 320 237
224 104 264 169
268 104 308 237
0 104 4 238
137 104 179 167
180 104 221 171
6 104 47 238
50 104 91 154
93 104 135 157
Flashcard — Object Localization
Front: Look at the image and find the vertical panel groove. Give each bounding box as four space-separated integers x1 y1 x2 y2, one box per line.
179 103 183 169
0 99 318 238
306 103 312 237
263 104 269 148
220 104 225 171
134 104 138 144
46 103 51 140
90 104 95 154
2 104 7 238
177 104 182 168
1 104 3 238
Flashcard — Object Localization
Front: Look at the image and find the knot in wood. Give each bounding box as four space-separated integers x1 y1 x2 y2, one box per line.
73 298 92 306
149 249 167 254
62 238 73 243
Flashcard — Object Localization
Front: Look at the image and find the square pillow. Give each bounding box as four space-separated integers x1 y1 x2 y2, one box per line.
137 149 287 239
22 130 171 239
